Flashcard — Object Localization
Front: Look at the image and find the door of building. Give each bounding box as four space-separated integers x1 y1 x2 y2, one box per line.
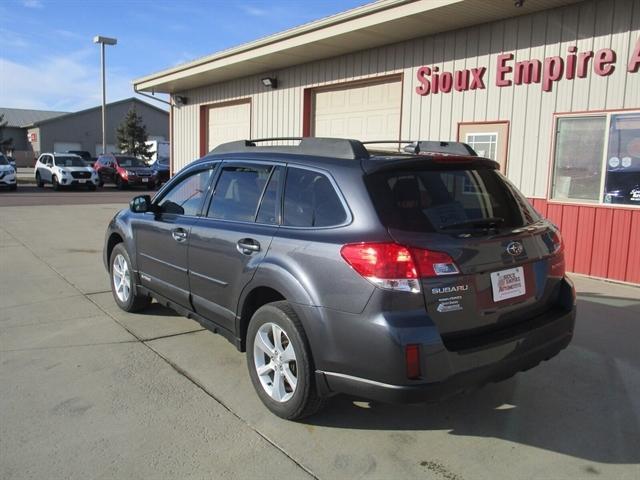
458 122 510 173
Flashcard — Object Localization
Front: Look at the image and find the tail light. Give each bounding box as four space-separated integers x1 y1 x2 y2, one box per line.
548 230 565 277
340 242 459 293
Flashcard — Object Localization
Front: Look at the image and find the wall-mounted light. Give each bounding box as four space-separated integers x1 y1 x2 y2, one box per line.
261 77 278 89
174 95 188 106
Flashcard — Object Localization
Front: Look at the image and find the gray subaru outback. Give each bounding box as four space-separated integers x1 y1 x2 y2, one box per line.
103 138 576 420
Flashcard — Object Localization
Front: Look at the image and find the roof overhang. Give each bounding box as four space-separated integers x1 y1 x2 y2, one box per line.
134 0 581 94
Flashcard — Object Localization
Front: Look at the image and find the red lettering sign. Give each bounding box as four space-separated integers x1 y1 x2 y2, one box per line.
414 44 638 96
628 37 640 73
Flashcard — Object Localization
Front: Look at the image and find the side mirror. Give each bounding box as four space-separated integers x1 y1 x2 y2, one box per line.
130 195 152 213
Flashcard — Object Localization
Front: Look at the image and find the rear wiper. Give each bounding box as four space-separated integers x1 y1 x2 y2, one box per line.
439 217 505 230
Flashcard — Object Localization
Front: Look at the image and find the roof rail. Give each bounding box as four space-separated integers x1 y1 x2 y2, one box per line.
209 137 370 160
361 140 477 156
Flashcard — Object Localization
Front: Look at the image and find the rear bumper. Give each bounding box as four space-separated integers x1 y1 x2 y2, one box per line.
317 306 574 403
307 277 576 404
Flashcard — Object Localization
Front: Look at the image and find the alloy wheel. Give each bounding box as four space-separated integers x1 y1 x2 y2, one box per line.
253 322 298 402
112 253 131 303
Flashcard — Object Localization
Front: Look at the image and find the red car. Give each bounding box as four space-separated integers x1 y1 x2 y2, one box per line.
94 154 156 190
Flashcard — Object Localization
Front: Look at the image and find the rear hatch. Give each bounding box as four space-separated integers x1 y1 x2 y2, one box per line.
364 158 565 346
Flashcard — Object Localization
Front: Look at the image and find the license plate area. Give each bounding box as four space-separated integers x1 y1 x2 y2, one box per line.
491 266 526 302
142 178 149 183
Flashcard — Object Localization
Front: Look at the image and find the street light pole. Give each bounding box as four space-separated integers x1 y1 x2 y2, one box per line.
93 36 117 155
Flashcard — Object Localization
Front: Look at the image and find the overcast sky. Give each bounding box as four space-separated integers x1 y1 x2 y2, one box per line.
0 0 368 112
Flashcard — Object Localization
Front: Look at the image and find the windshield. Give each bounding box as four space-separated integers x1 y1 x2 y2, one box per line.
366 167 540 233
0 155 7 165
54 156 85 167
116 157 147 168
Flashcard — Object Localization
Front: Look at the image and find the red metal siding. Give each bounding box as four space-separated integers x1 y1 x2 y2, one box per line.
529 198 640 284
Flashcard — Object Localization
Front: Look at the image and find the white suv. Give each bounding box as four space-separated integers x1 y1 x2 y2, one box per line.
0 153 17 191
35 153 99 190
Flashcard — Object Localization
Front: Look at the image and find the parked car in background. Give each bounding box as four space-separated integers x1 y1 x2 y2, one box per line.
35 153 99 190
150 156 170 186
0 153 17 190
67 150 94 166
103 137 576 420
94 154 156 190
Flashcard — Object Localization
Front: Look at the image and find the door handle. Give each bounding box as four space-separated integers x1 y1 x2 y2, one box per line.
237 238 261 255
172 228 188 242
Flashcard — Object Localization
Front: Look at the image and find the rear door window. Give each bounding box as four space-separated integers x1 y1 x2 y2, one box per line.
366 167 539 232
283 167 347 227
208 164 273 222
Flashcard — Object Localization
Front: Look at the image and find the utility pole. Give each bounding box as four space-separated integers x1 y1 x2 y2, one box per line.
93 36 117 155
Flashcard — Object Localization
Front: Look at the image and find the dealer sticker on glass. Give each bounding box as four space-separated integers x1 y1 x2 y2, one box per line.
491 266 526 302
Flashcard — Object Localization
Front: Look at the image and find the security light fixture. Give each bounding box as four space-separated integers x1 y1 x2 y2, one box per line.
261 77 278 89
174 95 188 106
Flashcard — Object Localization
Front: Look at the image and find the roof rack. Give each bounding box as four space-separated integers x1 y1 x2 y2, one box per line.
362 140 477 156
210 137 370 160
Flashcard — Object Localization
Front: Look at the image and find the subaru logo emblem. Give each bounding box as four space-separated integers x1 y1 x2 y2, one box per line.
506 241 524 256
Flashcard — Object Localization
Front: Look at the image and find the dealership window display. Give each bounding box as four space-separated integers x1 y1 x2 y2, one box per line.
551 111 640 206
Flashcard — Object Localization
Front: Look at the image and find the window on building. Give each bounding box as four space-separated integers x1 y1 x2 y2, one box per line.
466 133 498 160
604 113 640 205
551 112 640 206
551 116 606 202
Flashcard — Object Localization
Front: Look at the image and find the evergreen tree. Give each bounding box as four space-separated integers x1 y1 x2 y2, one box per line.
116 108 152 159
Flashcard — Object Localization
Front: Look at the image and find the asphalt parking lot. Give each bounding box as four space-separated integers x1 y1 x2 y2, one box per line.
1 195 639 480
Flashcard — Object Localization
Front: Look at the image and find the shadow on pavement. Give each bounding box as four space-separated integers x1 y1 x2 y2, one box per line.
307 295 640 465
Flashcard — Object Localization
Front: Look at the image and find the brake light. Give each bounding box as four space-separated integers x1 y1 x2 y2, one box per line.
547 230 565 277
405 344 421 379
410 248 460 277
340 242 459 293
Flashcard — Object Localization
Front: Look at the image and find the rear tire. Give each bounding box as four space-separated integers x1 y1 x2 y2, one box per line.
52 175 61 191
246 301 324 420
36 172 44 188
109 243 151 313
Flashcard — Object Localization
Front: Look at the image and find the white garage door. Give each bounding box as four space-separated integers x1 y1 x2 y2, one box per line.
207 101 251 151
54 142 81 153
313 78 402 142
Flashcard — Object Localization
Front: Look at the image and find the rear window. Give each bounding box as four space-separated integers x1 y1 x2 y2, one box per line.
366 167 539 232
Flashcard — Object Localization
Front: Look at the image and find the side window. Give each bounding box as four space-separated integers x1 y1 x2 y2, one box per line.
208 165 273 222
256 167 282 224
157 168 214 216
46 155 53 166
283 168 347 227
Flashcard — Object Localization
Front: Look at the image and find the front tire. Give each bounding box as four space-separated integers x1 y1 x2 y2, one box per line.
36 172 44 188
115 176 125 190
52 175 61 191
247 301 324 420
87 183 97 191
9 184 17 191
110 243 151 313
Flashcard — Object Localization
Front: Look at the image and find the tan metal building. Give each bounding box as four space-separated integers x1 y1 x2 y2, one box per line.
134 0 640 284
